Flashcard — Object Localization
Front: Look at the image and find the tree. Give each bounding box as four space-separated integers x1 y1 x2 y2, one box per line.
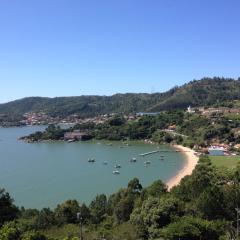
223 163 240 220
54 200 80 225
163 133 173 143
79 203 91 224
89 194 107 224
127 178 142 194
146 180 167 198
162 216 201 240
108 116 126 126
21 231 48 240
162 216 227 240
114 197 134 224
233 162 240 184
36 208 55 229
172 156 216 201
131 196 184 239
196 185 225 220
0 188 19 226
0 223 21 240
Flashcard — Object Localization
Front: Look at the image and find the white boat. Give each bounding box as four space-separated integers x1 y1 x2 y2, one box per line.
112 170 120 174
144 160 151 165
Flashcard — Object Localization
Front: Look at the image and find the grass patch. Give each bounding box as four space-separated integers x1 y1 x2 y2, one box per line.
224 112 240 120
209 155 240 169
41 224 79 239
41 222 138 240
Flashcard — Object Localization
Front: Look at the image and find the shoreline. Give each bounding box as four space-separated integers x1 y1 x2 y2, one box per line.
166 145 199 190
18 128 199 189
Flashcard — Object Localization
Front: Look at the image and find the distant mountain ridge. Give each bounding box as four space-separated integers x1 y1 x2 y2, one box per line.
1 77 240 118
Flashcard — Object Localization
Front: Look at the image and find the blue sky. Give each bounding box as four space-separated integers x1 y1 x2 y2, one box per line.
0 0 240 103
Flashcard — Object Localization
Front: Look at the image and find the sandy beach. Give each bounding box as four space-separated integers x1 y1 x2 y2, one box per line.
167 145 199 190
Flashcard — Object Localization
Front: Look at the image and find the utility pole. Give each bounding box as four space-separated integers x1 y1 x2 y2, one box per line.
77 212 83 240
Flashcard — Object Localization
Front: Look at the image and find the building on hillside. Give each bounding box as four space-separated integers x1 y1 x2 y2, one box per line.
234 144 240 149
64 130 88 141
208 144 229 156
187 106 195 113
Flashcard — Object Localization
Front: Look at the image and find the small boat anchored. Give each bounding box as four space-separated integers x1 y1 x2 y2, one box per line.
112 170 120 175
130 157 137 162
88 158 95 163
115 164 121 169
144 160 151 165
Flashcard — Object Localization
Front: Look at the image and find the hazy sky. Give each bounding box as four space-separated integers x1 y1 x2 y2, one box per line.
0 0 240 103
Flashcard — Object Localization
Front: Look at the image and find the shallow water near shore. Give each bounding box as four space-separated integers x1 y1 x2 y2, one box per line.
0 126 186 209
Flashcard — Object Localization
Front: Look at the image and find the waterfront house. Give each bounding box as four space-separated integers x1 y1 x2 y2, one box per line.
208 144 229 156
64 130 87 141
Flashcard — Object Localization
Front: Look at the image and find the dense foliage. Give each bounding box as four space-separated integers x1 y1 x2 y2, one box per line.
22 125 67 142
0 156 240 240
0 114 24 127
0 189 19 227
24 108 240 148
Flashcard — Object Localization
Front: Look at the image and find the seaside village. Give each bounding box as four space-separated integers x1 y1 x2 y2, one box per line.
17 106 240 157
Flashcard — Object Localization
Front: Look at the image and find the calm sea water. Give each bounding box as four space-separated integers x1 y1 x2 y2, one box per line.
0 126 186 209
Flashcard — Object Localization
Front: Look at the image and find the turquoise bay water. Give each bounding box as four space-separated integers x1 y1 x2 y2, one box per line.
0 126 186 209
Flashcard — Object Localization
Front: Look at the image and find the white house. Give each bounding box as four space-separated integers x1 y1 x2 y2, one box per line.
187 106 195 113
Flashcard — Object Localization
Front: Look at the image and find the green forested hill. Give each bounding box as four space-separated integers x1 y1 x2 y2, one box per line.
148 77 240 111
0 94 167 117
1 77 240 117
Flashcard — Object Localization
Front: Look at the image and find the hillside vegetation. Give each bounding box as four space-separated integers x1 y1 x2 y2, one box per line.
22 109 240 148
1 77 240 118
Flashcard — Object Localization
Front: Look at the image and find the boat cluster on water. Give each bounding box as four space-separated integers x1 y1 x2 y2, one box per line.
87 154 165 175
